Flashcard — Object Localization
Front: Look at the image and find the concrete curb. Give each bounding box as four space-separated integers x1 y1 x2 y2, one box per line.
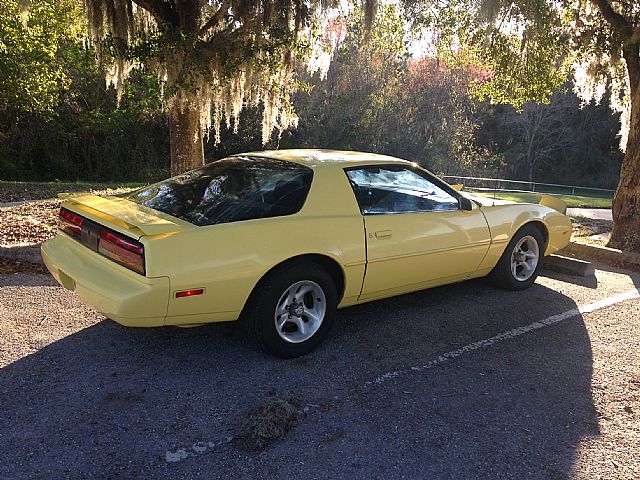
558 241 640 272
0 245 43 264
544 254 595 277
0 200 30 209
0 198 56 209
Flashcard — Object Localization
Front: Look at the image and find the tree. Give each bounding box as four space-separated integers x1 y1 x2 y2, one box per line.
490 88 623 186
405 0 640 252
500 93 577 183
84 0 376 175
288 6 408 152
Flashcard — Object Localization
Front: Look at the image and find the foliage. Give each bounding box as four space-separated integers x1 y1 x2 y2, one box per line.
0 107 169 182
0 0 83 124
403 0 639 148
0 34 169 182
211 6 509 177
0 0 624 191
479 86 623 186
403 0 640 251
569 0 640 150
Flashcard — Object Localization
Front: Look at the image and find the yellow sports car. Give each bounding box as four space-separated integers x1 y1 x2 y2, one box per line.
42 149 572 357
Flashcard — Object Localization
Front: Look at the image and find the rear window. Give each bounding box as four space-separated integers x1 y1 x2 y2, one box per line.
123 156 313 226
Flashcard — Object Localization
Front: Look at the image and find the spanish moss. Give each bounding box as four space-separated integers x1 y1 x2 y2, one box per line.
84 0 377 145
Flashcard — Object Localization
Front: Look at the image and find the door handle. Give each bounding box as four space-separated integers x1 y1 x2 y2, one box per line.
375 230 392 238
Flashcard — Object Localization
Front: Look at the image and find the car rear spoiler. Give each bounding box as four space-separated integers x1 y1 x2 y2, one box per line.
58 193 186 236
539 194 567 215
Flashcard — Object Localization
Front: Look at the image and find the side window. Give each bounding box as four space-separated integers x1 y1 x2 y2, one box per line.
346 166 459 215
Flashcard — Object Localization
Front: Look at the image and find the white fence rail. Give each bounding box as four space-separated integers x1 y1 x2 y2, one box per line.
441 176 615 198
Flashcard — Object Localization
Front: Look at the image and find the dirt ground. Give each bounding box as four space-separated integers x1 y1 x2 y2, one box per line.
0 186 138 247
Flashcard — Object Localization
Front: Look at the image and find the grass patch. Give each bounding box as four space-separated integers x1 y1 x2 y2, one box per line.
0 181 145 203
468 189 612 209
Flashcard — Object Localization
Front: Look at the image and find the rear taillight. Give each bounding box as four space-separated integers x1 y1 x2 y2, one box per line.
98 229 145 275
59 208 83 238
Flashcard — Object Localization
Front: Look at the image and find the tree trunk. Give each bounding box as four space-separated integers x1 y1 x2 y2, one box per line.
608 44 640 253
168 105 205 176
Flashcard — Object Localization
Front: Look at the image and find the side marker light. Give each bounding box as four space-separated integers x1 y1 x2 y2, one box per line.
175 289 204 298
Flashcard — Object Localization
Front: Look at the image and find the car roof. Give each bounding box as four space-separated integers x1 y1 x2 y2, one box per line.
235 149 413 169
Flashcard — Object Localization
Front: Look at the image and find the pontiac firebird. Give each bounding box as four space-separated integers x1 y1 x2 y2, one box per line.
42 149 572 357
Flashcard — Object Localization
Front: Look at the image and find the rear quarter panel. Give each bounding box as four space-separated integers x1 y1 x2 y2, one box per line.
144 165 366 325
476 203 572 272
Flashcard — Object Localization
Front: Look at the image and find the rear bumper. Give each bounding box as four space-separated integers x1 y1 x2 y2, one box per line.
42 234 170 327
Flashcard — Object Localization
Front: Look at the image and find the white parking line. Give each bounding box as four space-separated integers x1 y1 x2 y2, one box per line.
367 288 640 386
165 438 232 463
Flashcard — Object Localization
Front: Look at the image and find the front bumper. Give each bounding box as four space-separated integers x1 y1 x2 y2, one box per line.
42 234 170 327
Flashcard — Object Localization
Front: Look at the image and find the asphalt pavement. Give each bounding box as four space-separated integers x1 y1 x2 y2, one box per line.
1 266 639 479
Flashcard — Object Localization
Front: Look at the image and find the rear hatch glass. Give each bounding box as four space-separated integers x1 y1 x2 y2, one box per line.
122 156 313 226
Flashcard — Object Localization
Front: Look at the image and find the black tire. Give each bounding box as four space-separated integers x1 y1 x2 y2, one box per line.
488 224 545 291
243 261 338 358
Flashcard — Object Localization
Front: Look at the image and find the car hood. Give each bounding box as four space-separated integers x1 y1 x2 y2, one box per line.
461 192 567 214
461 192 516 207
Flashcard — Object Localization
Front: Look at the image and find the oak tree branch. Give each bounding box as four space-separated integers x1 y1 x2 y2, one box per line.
132 0 179 25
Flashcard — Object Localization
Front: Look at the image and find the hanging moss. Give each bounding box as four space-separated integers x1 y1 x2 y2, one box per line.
84 0 377 144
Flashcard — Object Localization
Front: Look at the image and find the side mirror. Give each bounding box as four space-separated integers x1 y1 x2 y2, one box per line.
459 196 473 211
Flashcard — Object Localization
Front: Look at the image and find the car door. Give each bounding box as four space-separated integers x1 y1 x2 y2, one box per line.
346 165 491 301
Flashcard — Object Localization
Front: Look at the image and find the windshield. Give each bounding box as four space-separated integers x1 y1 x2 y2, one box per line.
123 156 313 226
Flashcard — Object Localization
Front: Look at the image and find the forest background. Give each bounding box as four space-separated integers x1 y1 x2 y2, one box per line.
0 2 623 189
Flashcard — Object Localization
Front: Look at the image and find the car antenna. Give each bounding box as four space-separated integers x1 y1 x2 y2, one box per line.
492 178 497 206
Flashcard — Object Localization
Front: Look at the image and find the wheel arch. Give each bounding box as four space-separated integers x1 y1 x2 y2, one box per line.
522 220 549 251
241 254 346 317
485 219 549 291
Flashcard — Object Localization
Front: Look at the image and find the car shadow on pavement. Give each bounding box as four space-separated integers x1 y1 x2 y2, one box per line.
541 268 598 288
0 278 605 479
590 262 640 290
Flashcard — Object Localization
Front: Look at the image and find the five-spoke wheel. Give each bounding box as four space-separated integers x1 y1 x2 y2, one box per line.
244 261 337 358
510 235 540 282
274 280 327 343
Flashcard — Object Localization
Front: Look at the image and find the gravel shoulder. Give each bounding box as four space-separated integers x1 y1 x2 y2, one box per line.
1 267 638 479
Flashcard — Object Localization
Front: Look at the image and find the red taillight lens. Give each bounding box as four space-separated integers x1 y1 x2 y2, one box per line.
59 208 83 238
98 229 145 275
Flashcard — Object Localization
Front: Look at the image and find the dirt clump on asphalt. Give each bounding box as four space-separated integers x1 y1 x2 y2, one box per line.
233 394 301 452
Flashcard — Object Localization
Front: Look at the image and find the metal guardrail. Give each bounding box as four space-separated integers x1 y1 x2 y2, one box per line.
442 176 615 198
